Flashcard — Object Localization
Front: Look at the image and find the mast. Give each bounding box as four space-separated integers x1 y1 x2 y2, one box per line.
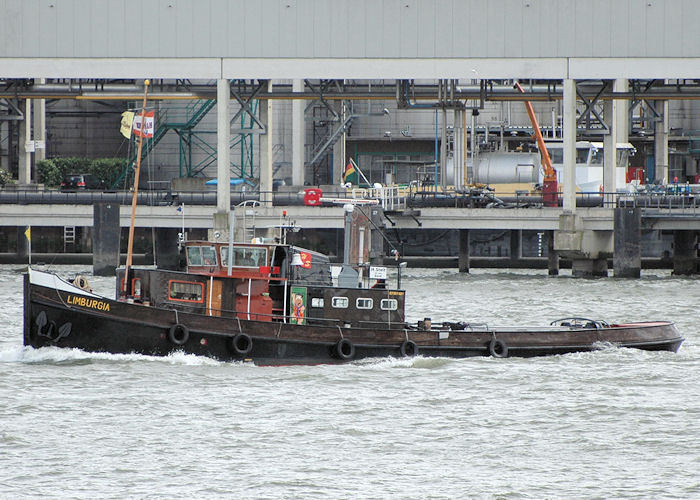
123 79 150 294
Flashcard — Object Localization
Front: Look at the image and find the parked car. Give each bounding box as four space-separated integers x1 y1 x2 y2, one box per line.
60 174 105 190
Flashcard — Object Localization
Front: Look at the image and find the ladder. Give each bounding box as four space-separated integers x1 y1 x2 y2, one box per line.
239 200 259 243
64 226 76 252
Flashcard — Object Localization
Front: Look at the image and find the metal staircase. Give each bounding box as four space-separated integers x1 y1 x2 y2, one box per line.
113 99 216 188
308 114 357 166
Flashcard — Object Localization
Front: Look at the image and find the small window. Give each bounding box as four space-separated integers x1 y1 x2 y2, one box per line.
380 299 398 311
201 246 217 266
331 297 348 308
311 297 324 308
168 280 204 303
187 246 217 266
186 246 202 266
356 298 373 310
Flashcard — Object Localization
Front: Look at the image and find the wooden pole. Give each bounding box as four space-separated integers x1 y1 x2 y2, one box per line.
123 79 150 294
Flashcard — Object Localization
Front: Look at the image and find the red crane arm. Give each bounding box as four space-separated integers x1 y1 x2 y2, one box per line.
514 81 557 183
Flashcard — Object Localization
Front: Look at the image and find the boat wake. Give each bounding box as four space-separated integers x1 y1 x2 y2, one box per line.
354 356 456 370
0 345 223 366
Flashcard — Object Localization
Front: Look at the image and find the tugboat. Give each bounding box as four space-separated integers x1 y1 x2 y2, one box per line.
21 80 684 364
23 203 684 364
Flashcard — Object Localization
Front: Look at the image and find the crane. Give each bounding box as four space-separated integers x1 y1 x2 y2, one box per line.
514 81 559 206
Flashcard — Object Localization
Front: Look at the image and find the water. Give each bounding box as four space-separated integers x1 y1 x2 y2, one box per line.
1 265 698 499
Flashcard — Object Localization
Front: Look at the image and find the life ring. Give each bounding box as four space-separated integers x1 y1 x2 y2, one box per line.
489 338 508 358
400 339 418 357
73 275 92 292
229 333 253 355
334 338 355 360
168 324 189 345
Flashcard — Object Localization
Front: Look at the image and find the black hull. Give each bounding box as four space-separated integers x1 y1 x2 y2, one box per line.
24 274 684 365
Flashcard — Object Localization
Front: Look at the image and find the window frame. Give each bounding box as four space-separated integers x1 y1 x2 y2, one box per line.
168 280 205 304
356 298 373 310
380 298 398 311
331 296 349 309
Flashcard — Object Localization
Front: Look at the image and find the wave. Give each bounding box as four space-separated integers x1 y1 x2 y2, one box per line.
0 345 224 366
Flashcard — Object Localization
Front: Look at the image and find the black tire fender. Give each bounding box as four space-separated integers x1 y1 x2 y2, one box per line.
168 324 189 345
400 339 419 357
335 338 355 360
229 333 253 355
489 338 508 358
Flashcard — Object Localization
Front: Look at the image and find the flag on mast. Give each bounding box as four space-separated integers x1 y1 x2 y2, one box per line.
342 161 358 184
132 111 155 138
120 111 135 138
24 226 30 242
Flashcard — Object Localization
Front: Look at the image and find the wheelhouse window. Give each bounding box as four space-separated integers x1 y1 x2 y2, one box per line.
221 246 268 268
380 299 398 311
331 297 348 308
168 280 204 303
186 246 217 266
356 298 373 310
311 298 324 308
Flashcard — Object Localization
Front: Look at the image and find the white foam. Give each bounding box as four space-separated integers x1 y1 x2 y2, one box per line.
6 345 223 366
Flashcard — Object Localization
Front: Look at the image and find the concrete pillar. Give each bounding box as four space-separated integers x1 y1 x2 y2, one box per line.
613 207 641 278
259 80 273 205
672 230 697 275
292 79 305 186
572 258 608 278
333 136 345 186
154 228 181 270
216 79 230 214
603 86 617 201
33 78 46 163
92 203 120 276
18 99 31 185
614 79 629 149
458 229 470 273
547 230 559 275
654 100 669 183
509 229 521 263
562 79 577 212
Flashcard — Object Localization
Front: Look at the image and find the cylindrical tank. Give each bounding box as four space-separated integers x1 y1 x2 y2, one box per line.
472 153 540 184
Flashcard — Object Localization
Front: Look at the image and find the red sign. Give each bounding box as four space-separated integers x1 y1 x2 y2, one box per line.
303 188 322 206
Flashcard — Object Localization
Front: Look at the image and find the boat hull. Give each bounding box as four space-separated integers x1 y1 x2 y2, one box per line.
23 274 684 365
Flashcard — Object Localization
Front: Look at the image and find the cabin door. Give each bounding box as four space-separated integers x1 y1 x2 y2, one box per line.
207 279 223 317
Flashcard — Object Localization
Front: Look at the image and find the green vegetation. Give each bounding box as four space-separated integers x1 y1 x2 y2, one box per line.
36 157 128 189
0 168 13 186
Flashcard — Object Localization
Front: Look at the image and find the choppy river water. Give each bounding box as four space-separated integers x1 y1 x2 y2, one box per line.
1 265 698 499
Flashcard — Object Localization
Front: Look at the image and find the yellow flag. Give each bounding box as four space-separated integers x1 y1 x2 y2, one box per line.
120 111 135 139
24 226 31 242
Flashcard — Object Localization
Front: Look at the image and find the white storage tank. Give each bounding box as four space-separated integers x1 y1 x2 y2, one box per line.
472 152 540 184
